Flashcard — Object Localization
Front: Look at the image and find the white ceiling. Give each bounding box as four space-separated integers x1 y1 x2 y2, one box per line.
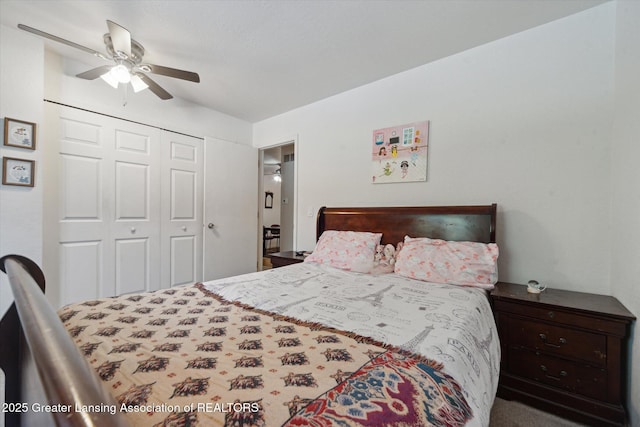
0 0 606 123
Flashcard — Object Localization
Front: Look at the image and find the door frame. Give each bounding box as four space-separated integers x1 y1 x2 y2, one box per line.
258 136 298 270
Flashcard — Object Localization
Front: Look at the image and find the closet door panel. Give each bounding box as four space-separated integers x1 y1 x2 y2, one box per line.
115 161 150 220
170 169 196 219
59 154 102 221
161 134 203 288
111 123 161 294
57 108 113 303
59 241 102 305
170 235 196 287
115 238 149 295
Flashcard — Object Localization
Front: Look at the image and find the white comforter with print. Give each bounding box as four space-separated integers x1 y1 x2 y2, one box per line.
201 262 500 426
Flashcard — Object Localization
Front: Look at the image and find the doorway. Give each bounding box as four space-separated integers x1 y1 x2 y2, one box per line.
261 143 295 269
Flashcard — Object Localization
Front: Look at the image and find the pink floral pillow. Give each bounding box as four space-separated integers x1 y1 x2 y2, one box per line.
304 230 382 273
394 236 499 289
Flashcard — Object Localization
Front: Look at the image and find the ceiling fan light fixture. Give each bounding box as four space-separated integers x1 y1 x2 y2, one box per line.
111 64 131 83
18 20 200 101
100 70 119 88
130 74 148 93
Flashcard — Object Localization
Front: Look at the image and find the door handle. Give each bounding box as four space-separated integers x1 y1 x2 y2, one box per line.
208 223 215 229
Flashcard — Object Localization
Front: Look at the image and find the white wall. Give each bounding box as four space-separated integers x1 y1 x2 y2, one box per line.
255 3 616 294
610 1 640 424
0 26 44 316
255 1 640 421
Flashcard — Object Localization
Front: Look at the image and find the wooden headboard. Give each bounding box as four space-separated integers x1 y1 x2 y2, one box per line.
316 204 497 244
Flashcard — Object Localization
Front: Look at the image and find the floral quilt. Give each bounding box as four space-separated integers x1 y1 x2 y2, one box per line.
58 267 487 426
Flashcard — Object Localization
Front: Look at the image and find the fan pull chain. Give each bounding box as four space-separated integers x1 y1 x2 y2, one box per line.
122 82 129 107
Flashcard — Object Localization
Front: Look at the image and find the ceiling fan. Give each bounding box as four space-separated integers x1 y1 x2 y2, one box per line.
18 20 200 100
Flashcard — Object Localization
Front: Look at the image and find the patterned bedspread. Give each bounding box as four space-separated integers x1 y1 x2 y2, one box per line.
202 263 500 426
59 263 498 426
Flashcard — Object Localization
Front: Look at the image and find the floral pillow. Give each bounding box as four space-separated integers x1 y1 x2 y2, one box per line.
304 230 382 273
394 236 499 289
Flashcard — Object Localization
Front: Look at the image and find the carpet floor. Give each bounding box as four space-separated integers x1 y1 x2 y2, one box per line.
490 398 586 427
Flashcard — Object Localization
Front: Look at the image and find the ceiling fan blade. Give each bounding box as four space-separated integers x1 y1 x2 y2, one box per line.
143 64 200 83
18 24 110 60
76 65 114 80
138 74 173 100
107 20 131 59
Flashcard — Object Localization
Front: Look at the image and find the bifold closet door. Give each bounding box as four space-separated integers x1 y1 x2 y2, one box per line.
53 106 202 306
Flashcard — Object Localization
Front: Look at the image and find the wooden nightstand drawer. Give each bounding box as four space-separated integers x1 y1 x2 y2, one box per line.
509 348 607 401
507 317 606 367
493 299 626 336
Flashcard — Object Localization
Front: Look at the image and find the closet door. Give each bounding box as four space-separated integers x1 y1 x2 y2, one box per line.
161 133 203 288
55 107 161 305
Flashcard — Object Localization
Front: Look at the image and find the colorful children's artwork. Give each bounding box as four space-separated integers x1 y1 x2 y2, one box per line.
371 121 428 184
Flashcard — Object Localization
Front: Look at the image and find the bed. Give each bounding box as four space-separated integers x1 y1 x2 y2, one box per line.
3 204 500 427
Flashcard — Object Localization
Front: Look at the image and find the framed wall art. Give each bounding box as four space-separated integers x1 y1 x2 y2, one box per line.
2 157 35 187
265 191 274 209
371 120 429 184
4 117 37 150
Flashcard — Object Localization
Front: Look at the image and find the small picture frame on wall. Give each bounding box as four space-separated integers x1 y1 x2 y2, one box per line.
4 117 37 150
2 157 35 187
265 191 274 209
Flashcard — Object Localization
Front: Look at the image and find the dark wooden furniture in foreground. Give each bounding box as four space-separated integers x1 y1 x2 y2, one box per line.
491 282 635 426
269 251 306 268
316 204 497 244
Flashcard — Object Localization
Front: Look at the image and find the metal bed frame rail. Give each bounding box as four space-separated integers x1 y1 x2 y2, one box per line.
0 255 129 426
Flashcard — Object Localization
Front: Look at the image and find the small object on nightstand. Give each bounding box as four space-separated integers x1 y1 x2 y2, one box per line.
526 280 546 293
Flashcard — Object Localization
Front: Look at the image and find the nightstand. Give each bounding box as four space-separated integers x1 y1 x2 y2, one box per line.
269 251 306 268
490 282 635 426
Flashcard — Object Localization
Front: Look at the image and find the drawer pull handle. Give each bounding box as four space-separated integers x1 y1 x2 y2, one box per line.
548 311 555 319
540 365 568 381
539 333 567 348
